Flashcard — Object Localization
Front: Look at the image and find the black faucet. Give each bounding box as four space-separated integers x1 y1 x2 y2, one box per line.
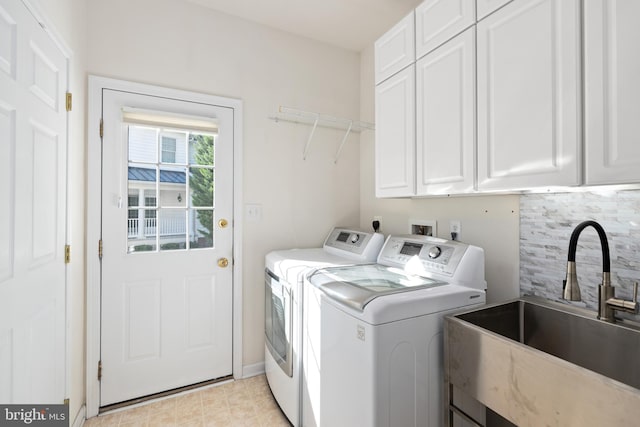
563 220 637 322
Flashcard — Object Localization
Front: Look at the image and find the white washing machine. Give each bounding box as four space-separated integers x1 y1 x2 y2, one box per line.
264 227 384 426
303 235 486 427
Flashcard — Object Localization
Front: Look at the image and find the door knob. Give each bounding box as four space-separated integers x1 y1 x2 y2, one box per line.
218 257 229 268
218 218 228 228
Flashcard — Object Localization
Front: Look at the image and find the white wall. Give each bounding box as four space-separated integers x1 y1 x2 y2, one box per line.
28 0 88 423
359 46 520 303
86 0 362 370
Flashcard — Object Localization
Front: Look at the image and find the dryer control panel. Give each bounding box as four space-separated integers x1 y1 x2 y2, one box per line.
323 227 385 262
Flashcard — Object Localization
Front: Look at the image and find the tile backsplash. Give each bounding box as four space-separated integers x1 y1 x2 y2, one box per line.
520 190 640 313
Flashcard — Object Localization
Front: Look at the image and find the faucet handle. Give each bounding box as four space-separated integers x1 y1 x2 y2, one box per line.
606 282 639 315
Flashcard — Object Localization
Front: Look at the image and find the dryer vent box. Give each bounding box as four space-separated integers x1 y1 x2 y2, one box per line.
409 219 436 236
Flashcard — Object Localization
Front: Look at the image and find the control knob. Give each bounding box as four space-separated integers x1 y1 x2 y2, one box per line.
350 233 360 244
428 246 442 259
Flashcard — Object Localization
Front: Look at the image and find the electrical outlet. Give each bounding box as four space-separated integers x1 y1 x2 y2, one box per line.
372 216 382 232
450 220 461 237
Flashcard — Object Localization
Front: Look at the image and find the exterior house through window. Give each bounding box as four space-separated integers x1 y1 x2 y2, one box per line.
127 125 215 252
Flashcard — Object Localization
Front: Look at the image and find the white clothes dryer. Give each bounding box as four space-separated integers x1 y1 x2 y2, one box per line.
264 227 384 426
303 235 486 427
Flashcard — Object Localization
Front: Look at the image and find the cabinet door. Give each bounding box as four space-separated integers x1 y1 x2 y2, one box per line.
477 0 514 20
584 0 640 185
477 0 581 191
375 11 415 85
416 28 475 195
375 65 416 198
415 0 475 60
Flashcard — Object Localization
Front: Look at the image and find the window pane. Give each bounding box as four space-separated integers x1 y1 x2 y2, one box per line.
189 134 214 166
127 123 217 253
127 209 139 239
128 210 157 254
159 209 186 251
159 166 187 208
191 210 214 248
189 167 214 208
128 241 157 253
128 166 157 206
128 126 158 163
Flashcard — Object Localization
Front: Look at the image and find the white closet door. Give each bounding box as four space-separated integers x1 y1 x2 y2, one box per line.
0 0 68 403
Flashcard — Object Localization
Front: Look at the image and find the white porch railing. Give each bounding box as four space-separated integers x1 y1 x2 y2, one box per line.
128 216 185 238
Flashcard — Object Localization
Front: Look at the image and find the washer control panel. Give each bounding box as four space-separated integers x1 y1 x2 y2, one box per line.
378 235 469 276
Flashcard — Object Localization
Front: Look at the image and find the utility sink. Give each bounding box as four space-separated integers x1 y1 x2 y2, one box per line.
457 298 640 390
444 297 640 426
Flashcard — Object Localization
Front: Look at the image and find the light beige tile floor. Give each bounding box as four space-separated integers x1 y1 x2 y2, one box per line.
84 375 291 427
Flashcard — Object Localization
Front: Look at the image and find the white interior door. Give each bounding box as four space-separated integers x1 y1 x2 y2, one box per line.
0 0 68 403
100 88 234 406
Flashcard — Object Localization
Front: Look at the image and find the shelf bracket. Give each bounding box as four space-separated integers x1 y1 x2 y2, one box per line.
269 106 374 161
334 120 353 164
302 114 320 160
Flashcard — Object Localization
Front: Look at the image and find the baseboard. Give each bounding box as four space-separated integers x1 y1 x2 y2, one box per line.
242 361 265 378
72 404 86 427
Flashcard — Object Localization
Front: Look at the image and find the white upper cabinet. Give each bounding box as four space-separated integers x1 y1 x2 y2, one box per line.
584 0 640 185
415 0 475 59
477 0 514 20
477 0 581 191
416 28 476 195
375 11 415 85
375 65 416 197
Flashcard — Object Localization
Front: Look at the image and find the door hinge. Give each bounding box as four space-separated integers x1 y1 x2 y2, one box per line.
65 92 72 112
64 245 71 264
98 239 103 260
63 398 69 406
99 118 104 138
97 360 102 381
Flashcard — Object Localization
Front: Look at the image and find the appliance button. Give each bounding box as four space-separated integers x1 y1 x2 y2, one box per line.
428 246 442 259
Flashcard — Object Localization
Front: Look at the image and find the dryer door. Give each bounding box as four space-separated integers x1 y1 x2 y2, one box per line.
265 269 293 377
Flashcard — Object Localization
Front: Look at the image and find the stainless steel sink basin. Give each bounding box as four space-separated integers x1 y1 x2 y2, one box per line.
456 298 640 390
444 297 640 426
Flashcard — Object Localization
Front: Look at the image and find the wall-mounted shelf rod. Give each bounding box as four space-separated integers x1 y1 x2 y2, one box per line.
268 106 375 161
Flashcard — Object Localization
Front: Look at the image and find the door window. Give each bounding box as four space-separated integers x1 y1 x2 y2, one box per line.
126 125 215 253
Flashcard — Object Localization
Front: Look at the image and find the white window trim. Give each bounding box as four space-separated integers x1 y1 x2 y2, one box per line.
86 76 243 418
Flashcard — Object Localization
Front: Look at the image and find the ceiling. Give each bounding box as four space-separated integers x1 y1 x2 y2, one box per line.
183 0 423 52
